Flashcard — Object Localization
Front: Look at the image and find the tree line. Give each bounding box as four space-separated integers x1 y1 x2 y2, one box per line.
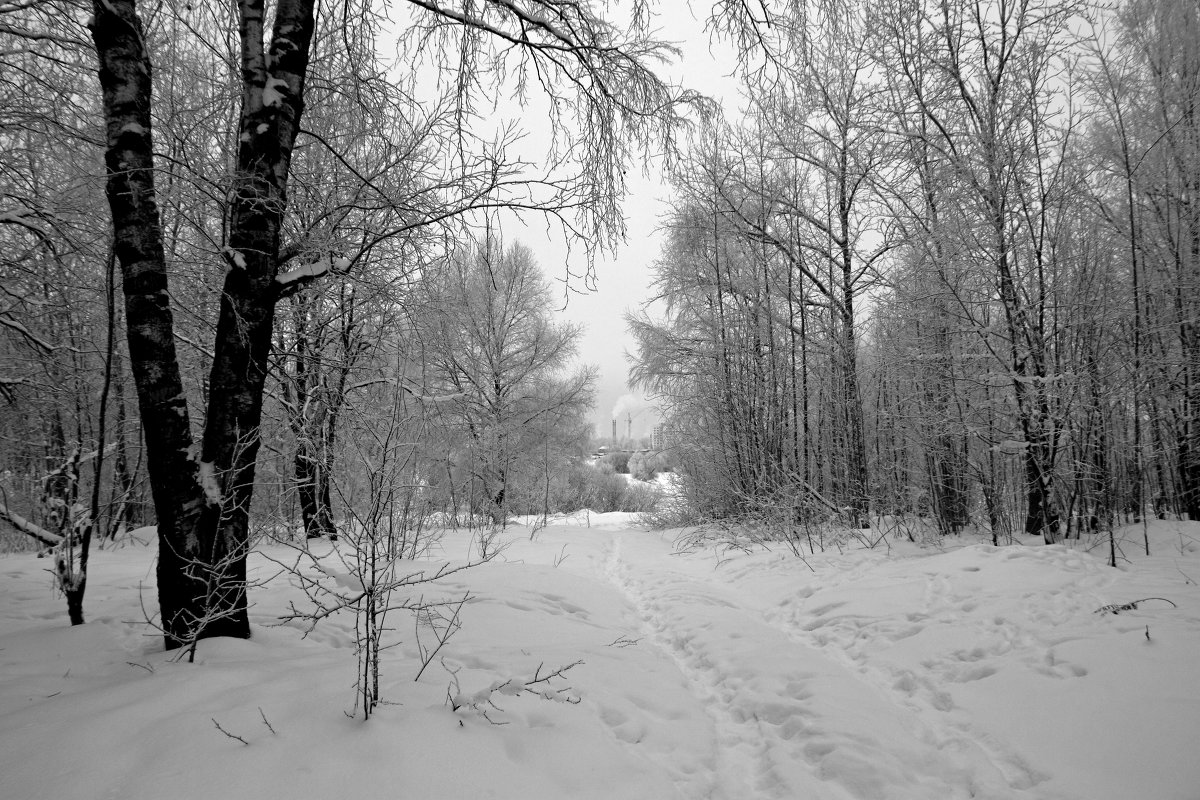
630 0 1199 553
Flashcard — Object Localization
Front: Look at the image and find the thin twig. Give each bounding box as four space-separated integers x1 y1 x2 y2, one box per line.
605 634 641 647
211 717 249 746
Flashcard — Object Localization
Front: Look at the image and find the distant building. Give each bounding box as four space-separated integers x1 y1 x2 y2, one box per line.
652 423 682 452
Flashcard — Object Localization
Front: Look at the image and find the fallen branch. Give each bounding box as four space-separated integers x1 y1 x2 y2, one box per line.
605 635 641 648
0 500 63 547
1094 597 1178 615
447 659 584 724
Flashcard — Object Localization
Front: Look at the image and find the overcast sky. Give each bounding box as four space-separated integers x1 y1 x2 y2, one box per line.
519 4 743 441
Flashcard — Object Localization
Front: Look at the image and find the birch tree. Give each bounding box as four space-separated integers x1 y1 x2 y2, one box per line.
88 0 691 649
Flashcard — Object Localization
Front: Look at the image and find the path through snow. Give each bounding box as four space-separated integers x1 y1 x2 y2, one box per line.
555 523 1199 800
592 531 1026 800
1 517 1198 800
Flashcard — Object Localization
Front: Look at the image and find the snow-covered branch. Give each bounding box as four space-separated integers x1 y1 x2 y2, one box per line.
0 500 63 547
446 659 584 724
273 254 350 297
0 314 54 353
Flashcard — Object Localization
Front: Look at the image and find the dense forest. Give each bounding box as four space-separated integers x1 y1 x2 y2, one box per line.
631 0 1200 552
1 0 1198 647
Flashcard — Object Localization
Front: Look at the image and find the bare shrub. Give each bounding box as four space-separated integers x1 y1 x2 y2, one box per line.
270 388 488 719
603 451 630 474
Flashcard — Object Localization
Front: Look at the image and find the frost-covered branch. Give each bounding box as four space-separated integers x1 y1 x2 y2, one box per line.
0 500 62 547
273 254 351 298
446 659 584 724
1094 598 1177 615
0 314 55 353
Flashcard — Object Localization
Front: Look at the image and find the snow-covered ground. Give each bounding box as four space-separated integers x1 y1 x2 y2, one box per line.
1 516 1198 800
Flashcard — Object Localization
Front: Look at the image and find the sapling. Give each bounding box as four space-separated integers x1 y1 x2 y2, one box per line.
474 524 511 561
270 391 493 718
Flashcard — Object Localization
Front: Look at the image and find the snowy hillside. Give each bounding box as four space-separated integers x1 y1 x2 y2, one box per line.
1 518 1198 800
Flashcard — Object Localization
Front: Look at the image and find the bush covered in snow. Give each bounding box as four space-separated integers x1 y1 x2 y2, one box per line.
628 450 671 482
602 451 630 474
507 460 661 515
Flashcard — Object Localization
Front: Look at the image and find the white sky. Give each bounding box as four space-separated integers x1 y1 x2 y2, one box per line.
397 1 744 440
516 3 744 440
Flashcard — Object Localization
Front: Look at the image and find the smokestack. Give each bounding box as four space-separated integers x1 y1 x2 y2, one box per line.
612 419 617 442
626 414 632 442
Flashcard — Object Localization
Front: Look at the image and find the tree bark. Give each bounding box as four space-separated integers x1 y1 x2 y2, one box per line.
90 0 210 648
296 445 336 538
92 0 317 647
195 0 317 636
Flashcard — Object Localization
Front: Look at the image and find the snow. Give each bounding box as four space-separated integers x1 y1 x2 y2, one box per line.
197 461 223 506
261 77 288 108
222 247 247 270
0 211 32 226
1 518 1198 800
275 257 330 287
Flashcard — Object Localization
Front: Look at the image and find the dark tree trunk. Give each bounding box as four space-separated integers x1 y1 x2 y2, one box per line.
838 184 868 529
840 289 868 527
65 581 86 626
90 0 209 648
1179 320 1200 520
296 445 336 538
990 201 1059 543
195 0 317 637
91 0 318 648
316 462 335 535
1023 446 1058 541
285 302 334 539
111 358 137 533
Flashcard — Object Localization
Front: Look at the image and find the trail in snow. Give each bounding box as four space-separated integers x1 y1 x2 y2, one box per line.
4 516 1197 800
797 546 1118 785
592 531 1031 800
604 535 785 800
751 550 1084 794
